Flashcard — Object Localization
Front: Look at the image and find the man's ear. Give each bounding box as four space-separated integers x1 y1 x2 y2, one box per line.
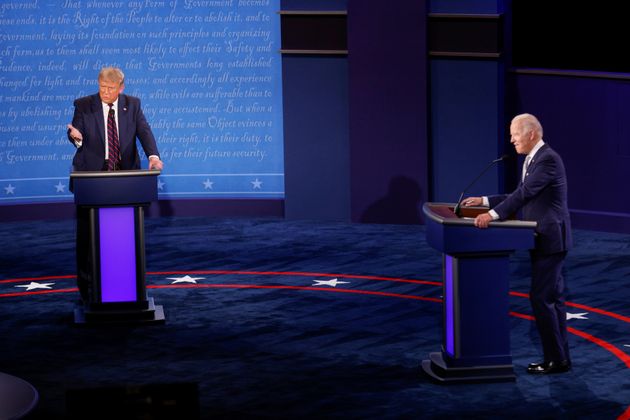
528 130 536 142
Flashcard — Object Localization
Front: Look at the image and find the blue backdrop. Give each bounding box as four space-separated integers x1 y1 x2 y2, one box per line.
0 0 284 204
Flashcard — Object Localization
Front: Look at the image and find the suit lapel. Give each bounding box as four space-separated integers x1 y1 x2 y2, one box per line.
91 95 105 146
522 144 549 184
528 144 548 172
118 95 128 153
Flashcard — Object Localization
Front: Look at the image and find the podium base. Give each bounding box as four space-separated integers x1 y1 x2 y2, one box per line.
422 352 515 383
74 297 165 325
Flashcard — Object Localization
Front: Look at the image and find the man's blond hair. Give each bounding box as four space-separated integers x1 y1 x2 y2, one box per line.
98 67 125 85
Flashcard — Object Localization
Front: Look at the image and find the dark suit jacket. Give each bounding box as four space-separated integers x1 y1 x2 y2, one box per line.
488 144 572 255
68 93 159 171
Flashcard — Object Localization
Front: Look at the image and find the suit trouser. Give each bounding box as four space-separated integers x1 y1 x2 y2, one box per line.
529 250 570 362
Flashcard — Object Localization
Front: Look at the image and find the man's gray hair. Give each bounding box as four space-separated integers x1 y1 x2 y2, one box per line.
513 113 543 138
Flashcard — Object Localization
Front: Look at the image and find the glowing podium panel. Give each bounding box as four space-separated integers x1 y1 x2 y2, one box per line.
71 170 164 324
422 203 536 382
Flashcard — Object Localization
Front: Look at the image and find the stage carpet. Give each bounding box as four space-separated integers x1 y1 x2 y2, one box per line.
0 217 628 419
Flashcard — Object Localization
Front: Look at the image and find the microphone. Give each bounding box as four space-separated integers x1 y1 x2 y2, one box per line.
453 154 509 217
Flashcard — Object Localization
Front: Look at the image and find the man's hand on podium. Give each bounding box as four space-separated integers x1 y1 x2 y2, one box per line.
474 213 493 229
463 196 496 228
462 196 483 207
149 156 164 171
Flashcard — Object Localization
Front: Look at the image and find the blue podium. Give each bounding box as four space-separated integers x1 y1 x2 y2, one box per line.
422 202 536 382
71 170 164 324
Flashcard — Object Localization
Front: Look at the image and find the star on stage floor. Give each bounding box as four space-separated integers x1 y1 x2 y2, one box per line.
566 312 589 320
168 275 205 284
312 278 349 288
15 282 55 291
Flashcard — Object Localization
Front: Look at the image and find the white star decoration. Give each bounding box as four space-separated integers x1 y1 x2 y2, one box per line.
312 278 349 288
4 184 15 194
566 312 589 320
168 275 205 284
251 178 263 189
157 179 165 190
54 182 66 193
203 179 214 190
15 282 54 291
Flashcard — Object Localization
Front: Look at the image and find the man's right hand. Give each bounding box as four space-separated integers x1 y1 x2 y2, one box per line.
67 124 83 143
474 212 493 229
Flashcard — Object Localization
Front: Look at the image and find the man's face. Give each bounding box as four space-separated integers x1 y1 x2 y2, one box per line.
510 121 537 155
98 79 123 104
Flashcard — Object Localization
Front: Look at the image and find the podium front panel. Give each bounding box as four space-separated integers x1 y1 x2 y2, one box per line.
98 207 138 302
444 255 511 363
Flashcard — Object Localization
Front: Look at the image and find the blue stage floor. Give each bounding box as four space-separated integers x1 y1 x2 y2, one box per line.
0 217 628 419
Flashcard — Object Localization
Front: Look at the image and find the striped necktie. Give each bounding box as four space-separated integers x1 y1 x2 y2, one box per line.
107 103 120 171
522 155 531 182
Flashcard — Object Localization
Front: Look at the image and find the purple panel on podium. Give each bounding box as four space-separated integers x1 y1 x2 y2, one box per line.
444 255 454 356
99 207 137 303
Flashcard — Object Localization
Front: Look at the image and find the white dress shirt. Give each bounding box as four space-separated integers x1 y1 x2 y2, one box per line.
101 99 119 161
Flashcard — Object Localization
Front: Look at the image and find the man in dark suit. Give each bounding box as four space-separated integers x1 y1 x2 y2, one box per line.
462 113 572 374
67 67 163 172
67 67 164 301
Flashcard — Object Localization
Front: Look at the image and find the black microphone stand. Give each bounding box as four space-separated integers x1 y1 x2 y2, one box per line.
453 155 508 217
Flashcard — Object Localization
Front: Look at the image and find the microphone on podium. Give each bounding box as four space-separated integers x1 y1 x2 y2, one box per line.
453 154 510 217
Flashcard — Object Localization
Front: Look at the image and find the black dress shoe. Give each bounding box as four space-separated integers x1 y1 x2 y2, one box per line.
528 361 545 369
527 360 571 374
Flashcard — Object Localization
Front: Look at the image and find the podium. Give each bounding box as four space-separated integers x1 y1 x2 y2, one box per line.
71 170 164 324
421 202 536 382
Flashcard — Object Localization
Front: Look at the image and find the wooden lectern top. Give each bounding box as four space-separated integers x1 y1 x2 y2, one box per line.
423 202 536 229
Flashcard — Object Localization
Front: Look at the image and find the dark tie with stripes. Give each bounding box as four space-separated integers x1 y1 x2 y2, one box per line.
107 103 120 171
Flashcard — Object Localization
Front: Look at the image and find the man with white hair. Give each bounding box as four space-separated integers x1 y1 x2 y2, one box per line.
463 113 572 374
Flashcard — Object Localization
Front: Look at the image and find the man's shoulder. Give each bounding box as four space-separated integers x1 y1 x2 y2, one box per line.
535 144 568 177
74 93 99 107
119 94 141 106
536 144 564 162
